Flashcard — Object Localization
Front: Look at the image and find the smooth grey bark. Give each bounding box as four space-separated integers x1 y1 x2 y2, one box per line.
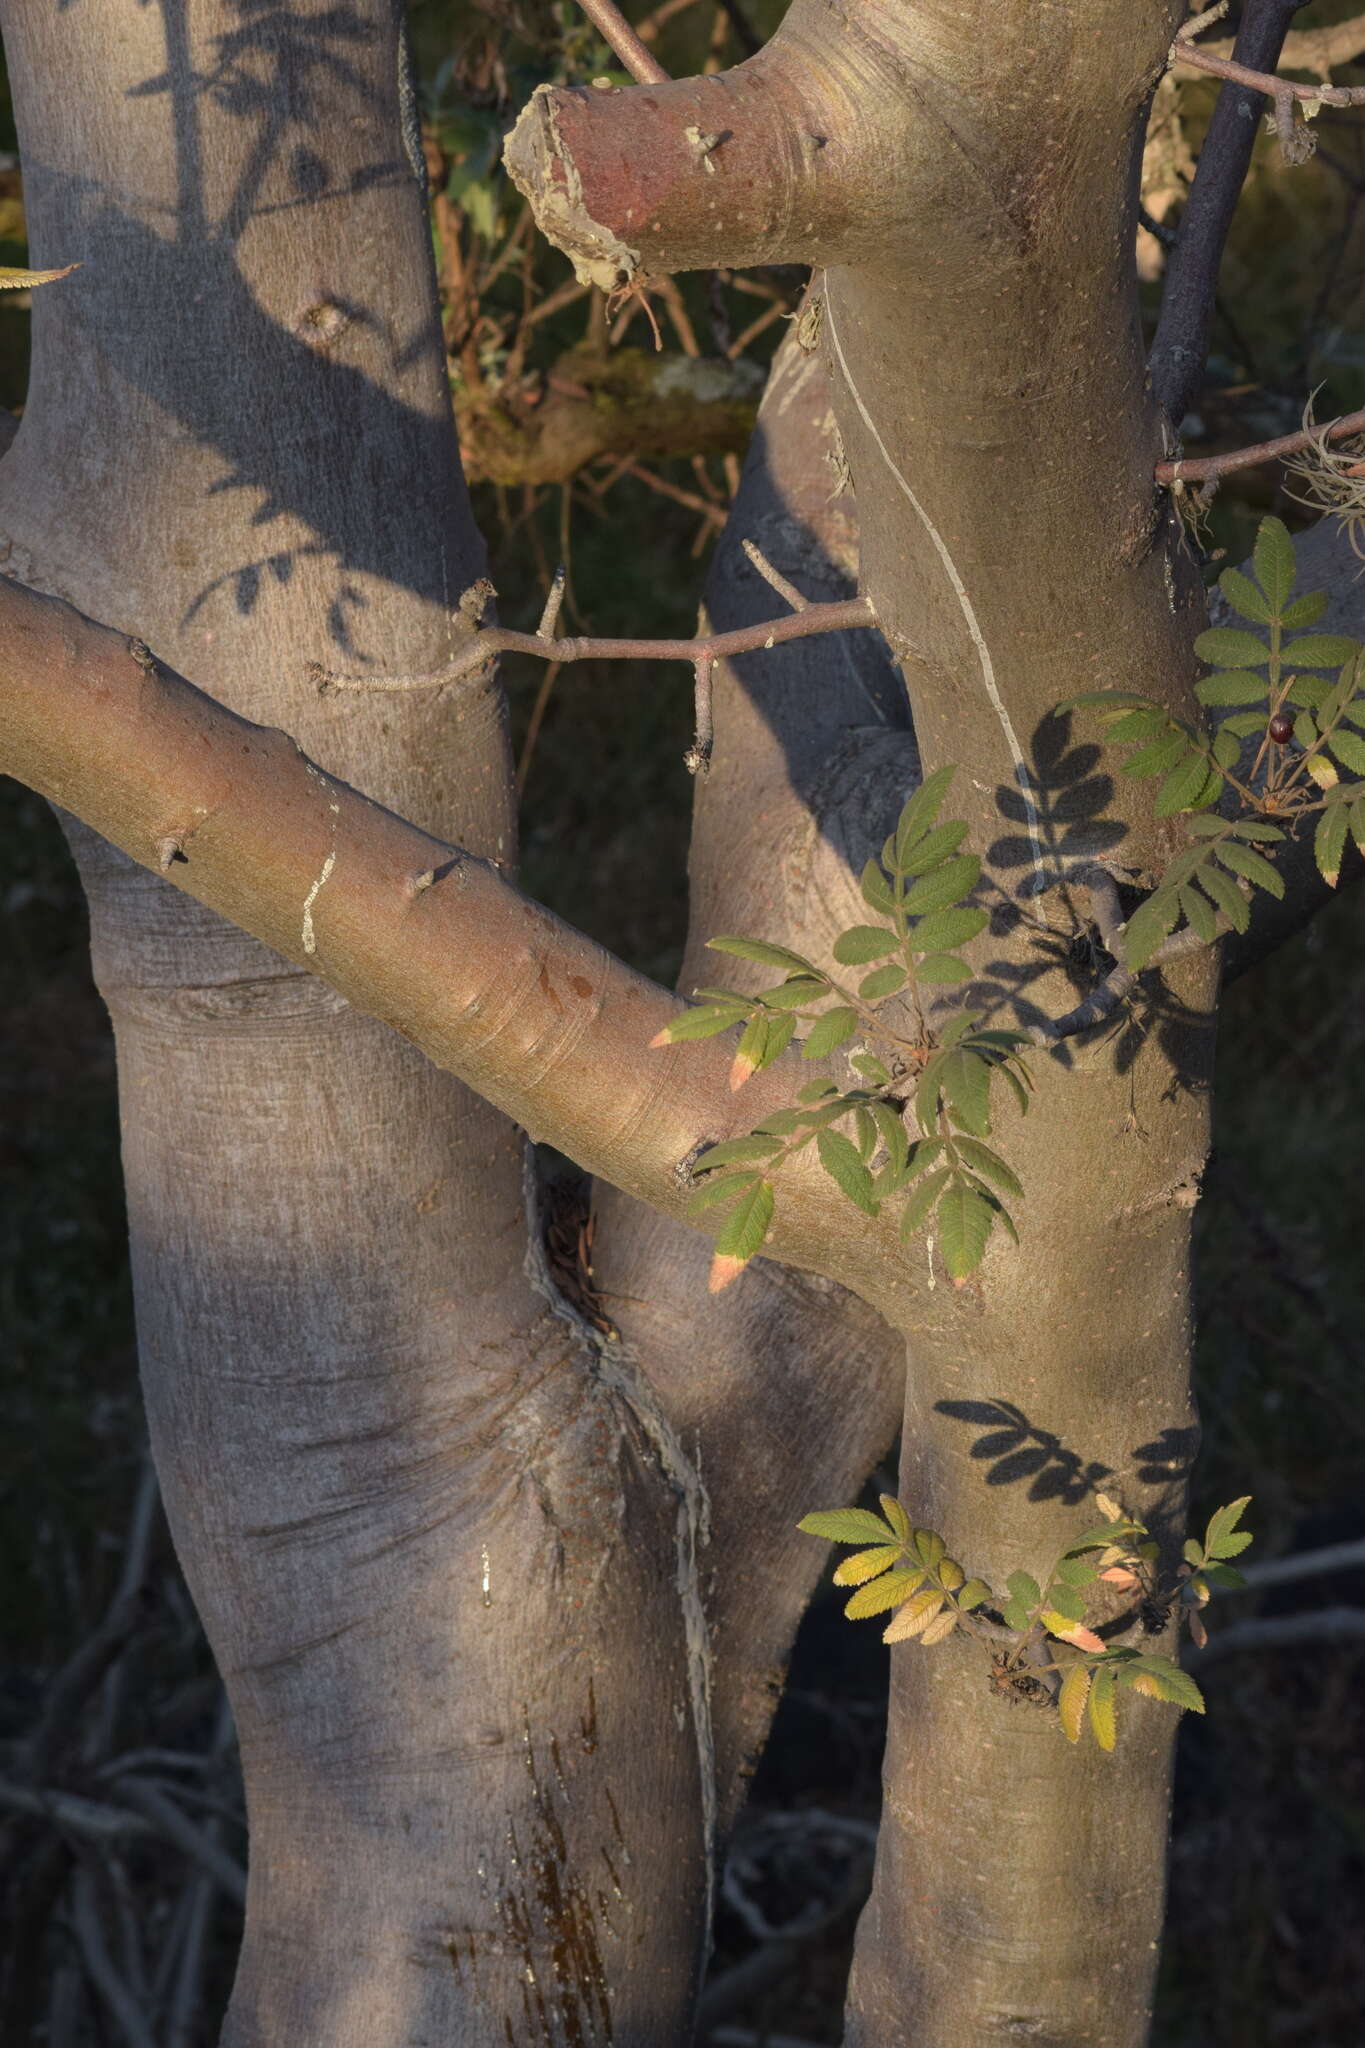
0 1 709 2038
591 330 911 1832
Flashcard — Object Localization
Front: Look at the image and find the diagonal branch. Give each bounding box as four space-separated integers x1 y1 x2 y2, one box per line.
0 575 875 1284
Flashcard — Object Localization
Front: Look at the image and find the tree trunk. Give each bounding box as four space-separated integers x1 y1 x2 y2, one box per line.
0 3 710 2037
510 4 1217 2039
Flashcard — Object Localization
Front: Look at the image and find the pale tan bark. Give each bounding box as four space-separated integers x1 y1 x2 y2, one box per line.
509 6 1218 2040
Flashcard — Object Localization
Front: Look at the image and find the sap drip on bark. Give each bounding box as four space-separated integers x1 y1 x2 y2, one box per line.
443 1689 625 2045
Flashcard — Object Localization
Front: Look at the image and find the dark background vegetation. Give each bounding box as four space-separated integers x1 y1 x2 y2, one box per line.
2 2 1364 2041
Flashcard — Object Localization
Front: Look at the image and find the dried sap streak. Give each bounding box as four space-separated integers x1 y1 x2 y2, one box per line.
445 1682 621 2044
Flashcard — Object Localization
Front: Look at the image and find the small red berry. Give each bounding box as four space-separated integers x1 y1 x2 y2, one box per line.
1268 712 1294 745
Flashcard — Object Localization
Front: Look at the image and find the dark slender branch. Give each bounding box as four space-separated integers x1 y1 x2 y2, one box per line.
1156 404 1365 484
70 1867 156 2048
1151 0 1314 425
574 0 670 84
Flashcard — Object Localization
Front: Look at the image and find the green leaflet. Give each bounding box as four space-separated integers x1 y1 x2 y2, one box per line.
938 1048 991 1136
1154 747 1216 817
1193 670 1268 707
902 819 970 874
1328 727 1365 775
801 1006 859 1059
663 1004 749 1041
817 1128 880 1216
695 1134 783 1173
1280 589 1328 628
891 765 957 868
860 858 897 914
798 1508 898 1544
1122 1657 1205 1714
937 1180 994 1278
868 1100 910 1176
916 954 973 984
1280 634 1358 669
762 976 831 1011
1121 888 1179 970
712 1178 774 1264
1104 705 1170 741
1253 515 1296 613
1179 882 1221 944
900 1167 951 1238
1194 626 1270 669
1121 730 1186 779
1316 805 1348 888
833 925 899 965
1218 566 1273 625
1194 861 1250 934
902 854 981 918
911 905 989 954
687 1170 759 1216
709 936 815 973
951 1136 1023 1200
1215 842 1284 899
859 963 907 1000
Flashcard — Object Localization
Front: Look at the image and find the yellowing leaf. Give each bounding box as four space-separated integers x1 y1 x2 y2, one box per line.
0 262 80 290
844 1567 927 1619
918 1608 959 1646
1043 1613 1106 1653
1058 1662 1092 1743
879 1494 911 1544
883 1589 945 1642
832 1544 904 1587
1088 1666 1118 1751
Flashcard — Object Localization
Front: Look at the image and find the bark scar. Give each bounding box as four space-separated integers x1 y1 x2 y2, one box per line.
505 87 643 296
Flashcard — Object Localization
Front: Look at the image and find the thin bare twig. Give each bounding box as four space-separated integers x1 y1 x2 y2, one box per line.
1176 36 1365 110
741 538 809 611
316 590 876 698
574 0 670 84
686 651 715 774
1156 404 1365 484
1174 35 1365 166
537 563 567 639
